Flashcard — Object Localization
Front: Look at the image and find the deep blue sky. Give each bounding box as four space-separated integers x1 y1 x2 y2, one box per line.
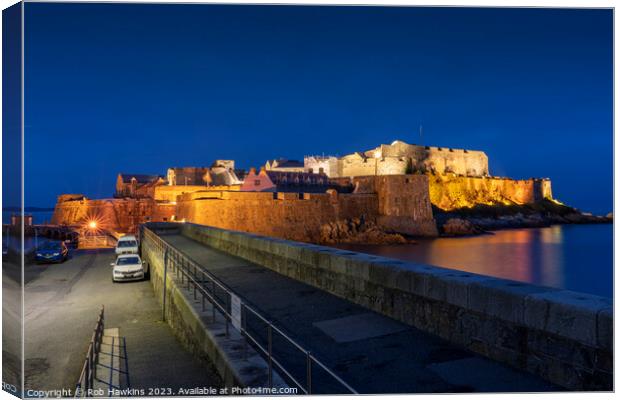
23 4 612 214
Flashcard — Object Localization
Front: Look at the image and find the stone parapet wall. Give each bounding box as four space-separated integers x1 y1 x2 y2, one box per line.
179 223 612 390
154 185 242 203
340 157 408 177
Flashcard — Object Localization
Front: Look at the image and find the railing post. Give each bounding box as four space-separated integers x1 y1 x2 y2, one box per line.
94 330 99 365
92 340 97 380
162 248 168 322
306 351 312 394
187 264 191 290
193 264 197 300
85 361 90 397
268 324 273 388
84 361 89 396
88 344 94 390
211 281 216 322
201 270 206 312
225 294 230 337
242 306 248 360
225 315 229 337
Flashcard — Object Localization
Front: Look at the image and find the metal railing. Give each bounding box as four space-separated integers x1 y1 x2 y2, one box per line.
79 235 117 249
75 306 105 397
142 227 358 395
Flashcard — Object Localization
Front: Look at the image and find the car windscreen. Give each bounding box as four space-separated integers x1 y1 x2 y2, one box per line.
38 242 60 250
116 257 140 265
118 240 137 247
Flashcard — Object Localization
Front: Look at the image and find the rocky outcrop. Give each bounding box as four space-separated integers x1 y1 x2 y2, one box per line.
441 218 484 236
319 218 407 245
434 200 612 235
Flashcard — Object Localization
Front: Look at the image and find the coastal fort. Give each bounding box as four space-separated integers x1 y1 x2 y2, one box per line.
51 140 558 242
43 140 612 392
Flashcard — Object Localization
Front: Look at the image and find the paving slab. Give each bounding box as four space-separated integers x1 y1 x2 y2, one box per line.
313 313 408 343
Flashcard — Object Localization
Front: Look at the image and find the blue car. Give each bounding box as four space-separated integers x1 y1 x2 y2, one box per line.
35 241 69 263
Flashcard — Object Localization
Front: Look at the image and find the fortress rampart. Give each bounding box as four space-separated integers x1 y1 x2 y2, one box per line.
331 175 438 236
428 174 553 210
174 175 438 242
52 175 438 241
51 197 175 233
51 174 553 240
175 191 379 243
153 184 241 203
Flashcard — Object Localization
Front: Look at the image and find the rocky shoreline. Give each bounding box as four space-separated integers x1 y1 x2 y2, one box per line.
319 217 409 245
319 200 611 243
435 200 612 236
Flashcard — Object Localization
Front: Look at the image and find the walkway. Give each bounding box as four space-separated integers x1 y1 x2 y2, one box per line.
161 233 558 394
23 249 223 395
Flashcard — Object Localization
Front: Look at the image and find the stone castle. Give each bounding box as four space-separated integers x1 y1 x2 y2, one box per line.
52 140 553 242
304 140 489 178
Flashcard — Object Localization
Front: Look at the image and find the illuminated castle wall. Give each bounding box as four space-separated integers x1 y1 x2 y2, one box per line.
305 140 489 178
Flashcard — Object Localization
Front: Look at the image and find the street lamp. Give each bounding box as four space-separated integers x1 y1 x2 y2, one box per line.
88 221 97 230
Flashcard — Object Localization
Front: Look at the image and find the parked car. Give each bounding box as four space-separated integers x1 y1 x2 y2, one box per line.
35 241 69 263
115 235 139 255
111 254 149 282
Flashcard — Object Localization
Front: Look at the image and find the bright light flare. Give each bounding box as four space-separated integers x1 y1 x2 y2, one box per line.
79 211 108 236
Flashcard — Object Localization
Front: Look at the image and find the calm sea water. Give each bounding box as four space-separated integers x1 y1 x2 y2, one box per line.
2 211 56 253
338 224 613 299
2 211 54 225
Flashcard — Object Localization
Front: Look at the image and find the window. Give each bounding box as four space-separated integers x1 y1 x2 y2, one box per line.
255 180 261 186
116 257 140 265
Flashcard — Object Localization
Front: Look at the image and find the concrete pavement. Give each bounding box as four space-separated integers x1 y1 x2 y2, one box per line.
2 257 22 395
22 249 222 395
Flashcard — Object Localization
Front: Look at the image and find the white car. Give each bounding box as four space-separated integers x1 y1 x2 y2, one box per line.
115 235 139 255
111 254 149 282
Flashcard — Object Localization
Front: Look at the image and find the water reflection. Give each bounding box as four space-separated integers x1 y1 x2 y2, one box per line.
338 224 612 298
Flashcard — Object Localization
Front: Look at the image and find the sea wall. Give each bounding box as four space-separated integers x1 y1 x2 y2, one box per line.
175 190 380 243
428 175 553 210
51 196 175 232
179 222 612 390
52 175 439 239
332 175 438 236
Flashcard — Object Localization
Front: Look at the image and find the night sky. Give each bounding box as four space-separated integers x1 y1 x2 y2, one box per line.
22 4 612 214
